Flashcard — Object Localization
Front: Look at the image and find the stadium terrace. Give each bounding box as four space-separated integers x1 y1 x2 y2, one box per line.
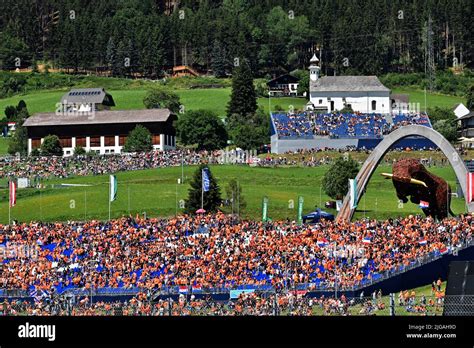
0 213 471 297
270 111 435 154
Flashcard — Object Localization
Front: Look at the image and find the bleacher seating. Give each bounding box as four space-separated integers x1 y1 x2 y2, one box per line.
271 111 432 140
272 113 314 139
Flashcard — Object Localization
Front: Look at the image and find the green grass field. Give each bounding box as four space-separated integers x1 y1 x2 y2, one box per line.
0 137 9 154
0 85 461 118
0 164 466 224
0 88 306 117
0 77 463 155
308 282 446 316
391 87 465 109
0 87 306 119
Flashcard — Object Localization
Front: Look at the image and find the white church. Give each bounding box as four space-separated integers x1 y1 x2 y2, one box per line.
307 54 391 114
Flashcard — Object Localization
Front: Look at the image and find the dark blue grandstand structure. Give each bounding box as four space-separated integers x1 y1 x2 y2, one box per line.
270 111 435 153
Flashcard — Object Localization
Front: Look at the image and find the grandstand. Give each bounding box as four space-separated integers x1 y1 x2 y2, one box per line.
270 111 435 153
1 213 472 305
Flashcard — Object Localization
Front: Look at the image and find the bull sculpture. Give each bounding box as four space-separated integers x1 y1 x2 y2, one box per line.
381 158 454 219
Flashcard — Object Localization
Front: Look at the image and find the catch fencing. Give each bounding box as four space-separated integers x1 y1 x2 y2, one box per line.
1 291 467 316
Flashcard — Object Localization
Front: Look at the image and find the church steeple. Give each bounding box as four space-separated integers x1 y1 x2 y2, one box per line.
309 53 320 82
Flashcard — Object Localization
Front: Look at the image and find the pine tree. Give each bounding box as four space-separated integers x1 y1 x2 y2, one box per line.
127 38 140 76
115 40 128 77
211 40 226 78
106 37 117 75
226 59 257 120
466 84 474 110
8 107 29 155
185 165 222 214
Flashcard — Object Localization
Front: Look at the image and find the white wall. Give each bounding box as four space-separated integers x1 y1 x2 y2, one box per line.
310 91 391 114
269 83 299 96
28 134 175 157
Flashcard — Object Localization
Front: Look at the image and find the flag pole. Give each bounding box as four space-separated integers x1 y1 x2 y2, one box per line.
108 180 111 221
447 184 449 218
39 179 42 221
201 173 204 210
8 181 12 225
237 181 240 220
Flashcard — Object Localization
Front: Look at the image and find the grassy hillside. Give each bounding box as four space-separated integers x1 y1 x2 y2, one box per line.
0 137 9 154
0 72 463 117
391 87 465 109
0 87 306 119
0 74 465 155
0 164 466 224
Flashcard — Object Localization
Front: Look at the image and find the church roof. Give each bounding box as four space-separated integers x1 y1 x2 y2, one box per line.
310 76 390 92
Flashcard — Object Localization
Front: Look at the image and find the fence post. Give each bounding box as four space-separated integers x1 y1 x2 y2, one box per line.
390 293 395 316
168 296 172 316
273 291 278 316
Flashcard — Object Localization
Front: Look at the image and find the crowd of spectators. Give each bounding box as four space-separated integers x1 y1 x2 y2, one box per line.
392 112 431 130
0 149 231 180
1 213 471 296
272 111 432 139
272 113 313 138
0 141 459 181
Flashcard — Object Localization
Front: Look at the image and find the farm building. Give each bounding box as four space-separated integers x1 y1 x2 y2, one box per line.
267 74 299 97
172 65 200 78
458 111 474 139
59 88 115 113
24 109 177 156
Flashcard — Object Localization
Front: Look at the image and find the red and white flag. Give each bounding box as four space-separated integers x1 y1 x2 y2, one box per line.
9 181 16 207
467 173 474 203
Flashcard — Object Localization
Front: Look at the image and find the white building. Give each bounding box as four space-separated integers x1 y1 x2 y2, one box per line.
23 109 177 157
267 74 299 97
453 103 470 119
308 54 391 114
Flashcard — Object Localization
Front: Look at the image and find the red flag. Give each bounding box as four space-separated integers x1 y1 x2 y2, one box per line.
9 181 16 207
467 173 474 203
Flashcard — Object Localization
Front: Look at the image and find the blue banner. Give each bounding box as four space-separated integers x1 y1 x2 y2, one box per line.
202 168 210 192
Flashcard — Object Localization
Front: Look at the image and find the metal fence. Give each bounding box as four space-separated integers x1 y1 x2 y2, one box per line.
443 295 474 316
1 292 468 316
356 238 474 291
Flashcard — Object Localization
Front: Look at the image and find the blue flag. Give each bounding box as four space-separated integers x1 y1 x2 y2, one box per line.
202 168 210 192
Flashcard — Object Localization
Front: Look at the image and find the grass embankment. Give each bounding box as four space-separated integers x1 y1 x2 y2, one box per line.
0 164 466 224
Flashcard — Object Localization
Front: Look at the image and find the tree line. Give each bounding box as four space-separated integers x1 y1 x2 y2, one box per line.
0 0 471 78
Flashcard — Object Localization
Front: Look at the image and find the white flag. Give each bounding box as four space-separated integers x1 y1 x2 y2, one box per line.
110 175 117 202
